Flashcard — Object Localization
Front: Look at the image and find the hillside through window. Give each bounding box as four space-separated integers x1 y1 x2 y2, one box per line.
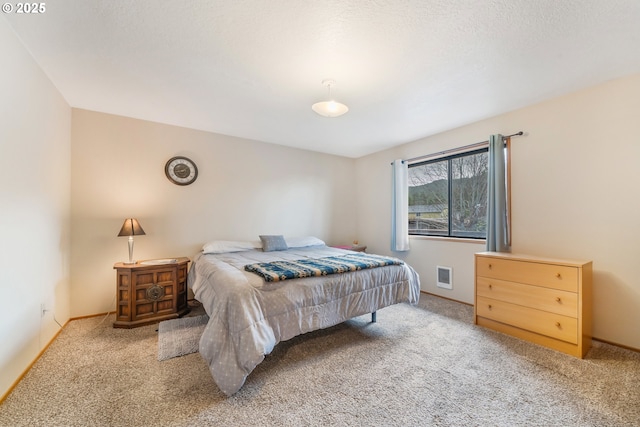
408 148 488 238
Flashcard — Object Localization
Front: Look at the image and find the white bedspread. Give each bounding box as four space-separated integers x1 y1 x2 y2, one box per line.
188 246 420 396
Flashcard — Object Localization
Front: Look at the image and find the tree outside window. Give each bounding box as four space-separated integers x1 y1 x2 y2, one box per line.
408 149 488 238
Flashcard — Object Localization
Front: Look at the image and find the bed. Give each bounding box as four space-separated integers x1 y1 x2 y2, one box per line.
188 236 421 396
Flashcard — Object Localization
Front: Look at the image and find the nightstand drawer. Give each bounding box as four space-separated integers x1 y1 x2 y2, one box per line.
476 277 578 317
476 256 578 292
477 296 578 344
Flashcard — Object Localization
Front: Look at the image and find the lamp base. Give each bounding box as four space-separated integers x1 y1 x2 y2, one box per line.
122 260 137 265
125 237 136 264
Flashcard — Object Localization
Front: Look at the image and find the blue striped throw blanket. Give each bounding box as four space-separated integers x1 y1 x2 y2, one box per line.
244 252 403 282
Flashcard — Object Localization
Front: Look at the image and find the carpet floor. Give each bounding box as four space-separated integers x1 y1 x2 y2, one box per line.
1 296 639 427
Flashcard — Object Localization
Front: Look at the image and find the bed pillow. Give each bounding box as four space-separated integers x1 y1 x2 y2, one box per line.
285 236 326 248
203 240 261 254
259 235 288 252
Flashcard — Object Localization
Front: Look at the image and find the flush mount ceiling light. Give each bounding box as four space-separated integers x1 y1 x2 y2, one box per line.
312 79 349 118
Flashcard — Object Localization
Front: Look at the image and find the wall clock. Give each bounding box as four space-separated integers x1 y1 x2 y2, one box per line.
165 156 198 186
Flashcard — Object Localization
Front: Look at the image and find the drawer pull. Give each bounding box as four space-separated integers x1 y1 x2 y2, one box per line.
488 284 493 290
488 264 492 269
556 273 562 279
556 297 562 303
555 322 561 328
488 304 492 310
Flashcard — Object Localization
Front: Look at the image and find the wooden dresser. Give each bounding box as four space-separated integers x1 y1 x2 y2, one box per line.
474 252 592 358
113 257 190 328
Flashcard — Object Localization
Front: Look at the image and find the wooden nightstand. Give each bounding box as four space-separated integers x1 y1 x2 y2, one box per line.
113 257 190 328
334 244 367 252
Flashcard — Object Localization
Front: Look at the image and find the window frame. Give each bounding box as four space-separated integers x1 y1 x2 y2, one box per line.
407 147 491 240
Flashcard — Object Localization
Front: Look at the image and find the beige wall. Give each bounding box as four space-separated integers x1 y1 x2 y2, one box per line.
0 18 71 398
70 109 357 316
355 73 640 350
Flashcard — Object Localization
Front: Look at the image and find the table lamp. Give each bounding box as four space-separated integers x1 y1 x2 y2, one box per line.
117 218 146 264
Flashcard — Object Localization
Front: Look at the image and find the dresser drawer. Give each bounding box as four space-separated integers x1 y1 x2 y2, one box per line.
476 256 578 292
476 277 577 317
476 296 578 344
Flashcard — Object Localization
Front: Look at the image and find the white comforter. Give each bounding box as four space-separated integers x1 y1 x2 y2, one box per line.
188 245 420 396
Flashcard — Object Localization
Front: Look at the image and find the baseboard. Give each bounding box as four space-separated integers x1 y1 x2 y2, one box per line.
0 318 70 404
421 291 473 307
70 311 114 321
592 337 640 354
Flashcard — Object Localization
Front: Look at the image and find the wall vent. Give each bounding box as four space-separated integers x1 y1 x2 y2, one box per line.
436 266 453 290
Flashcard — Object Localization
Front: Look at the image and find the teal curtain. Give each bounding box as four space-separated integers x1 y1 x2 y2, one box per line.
486 134 510 252
391 159 410 252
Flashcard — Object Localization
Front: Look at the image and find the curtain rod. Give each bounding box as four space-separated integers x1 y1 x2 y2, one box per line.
397 131 524 165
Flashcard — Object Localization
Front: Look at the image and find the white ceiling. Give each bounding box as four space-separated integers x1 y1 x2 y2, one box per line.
5 0 640 158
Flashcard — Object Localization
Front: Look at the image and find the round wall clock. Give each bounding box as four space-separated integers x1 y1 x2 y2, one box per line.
165 156 198 186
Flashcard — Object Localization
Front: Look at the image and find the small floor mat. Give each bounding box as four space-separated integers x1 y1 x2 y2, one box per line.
157 315 208 361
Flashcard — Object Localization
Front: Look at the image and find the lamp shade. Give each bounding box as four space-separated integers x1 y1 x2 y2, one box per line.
312 79 349 118
117 218 146 237
311 100 349 118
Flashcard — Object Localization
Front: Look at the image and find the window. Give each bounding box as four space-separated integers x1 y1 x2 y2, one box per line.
408 148 488 238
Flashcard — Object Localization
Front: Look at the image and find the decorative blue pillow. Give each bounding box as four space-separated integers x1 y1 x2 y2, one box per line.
259 235 288 252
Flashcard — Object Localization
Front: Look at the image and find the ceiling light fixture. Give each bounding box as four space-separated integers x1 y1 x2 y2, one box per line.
312 79 349 118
